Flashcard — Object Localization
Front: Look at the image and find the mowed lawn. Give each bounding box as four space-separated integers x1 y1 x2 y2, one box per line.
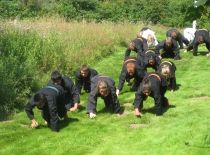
0 40 210 154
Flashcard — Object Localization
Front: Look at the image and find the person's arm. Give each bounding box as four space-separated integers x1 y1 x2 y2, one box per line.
153 88 162 116
193 41 199 56
133 86 144 116
178 33 184 49
75 71 83 94
173 40 180 60
47 96 60 132
125 47 131 60
117 68 127 94
65 77 80 111
25 96 38 128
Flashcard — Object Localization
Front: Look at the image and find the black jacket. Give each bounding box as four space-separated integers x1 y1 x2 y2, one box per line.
48 76 80 105
133 72 168 116
25 84 66 131
86 75 120 114
157 61 177 90
125 37 148 59
117 57 144 91
75 68 98 93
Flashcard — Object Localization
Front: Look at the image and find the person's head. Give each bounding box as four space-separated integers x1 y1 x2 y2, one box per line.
96 80 109 97
198 36 204 44
147 34 154 47
166 37 172 47
137 31 143 38
129 42 136 51
148 56 155 65
51 71 62 85
80 64 90 77
142 78 152 96
161 64 171 79
126 63 135 76
34 93 46 109
171 30 178 39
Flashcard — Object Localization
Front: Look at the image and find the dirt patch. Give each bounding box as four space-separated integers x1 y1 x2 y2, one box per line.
121 110 134 116
20 123 29 127
123 103 132 107
1 120 14 123
129 124 148 128
192 96 210 100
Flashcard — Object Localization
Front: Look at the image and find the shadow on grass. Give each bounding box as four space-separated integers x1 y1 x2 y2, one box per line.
198 51 209 56
97 105 126 115
59 117 79 130
167 84 181 91
141 104 176 115
77 105 86 112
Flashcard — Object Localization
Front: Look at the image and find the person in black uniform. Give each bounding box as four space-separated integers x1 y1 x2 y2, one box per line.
124 37 148 60
166 28 189 49
86 75 121 118
75 64 98 94
133 72 169 116
48 71 80 112
184 29 210 56
142 50 161 72
154 37 180 60
25 84 67 132
116 57 145 96
157 61 177 92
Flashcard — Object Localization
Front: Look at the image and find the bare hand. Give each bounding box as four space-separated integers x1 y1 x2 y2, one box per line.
134 108 143 117
116 89 120 96
89 112 97 119
31 121 38 128
70 107 76 112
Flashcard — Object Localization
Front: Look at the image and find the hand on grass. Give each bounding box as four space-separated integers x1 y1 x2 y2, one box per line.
116 89 120 96
134 108 143 117
31 119 38 128
89 112 97 119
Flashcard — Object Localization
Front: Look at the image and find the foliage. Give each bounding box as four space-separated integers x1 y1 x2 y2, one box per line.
0 0 209 28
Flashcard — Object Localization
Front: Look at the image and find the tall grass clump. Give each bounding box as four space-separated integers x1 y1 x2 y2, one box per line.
0 17 167 120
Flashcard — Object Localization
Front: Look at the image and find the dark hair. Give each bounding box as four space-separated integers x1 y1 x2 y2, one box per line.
142 78 152 91
51 71 62 81
80 64 89 72
34 93 46 105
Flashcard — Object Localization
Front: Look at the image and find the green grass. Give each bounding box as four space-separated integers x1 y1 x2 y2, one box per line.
1 32 210 155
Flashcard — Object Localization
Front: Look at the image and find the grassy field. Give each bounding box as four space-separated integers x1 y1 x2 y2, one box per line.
1 21 210 155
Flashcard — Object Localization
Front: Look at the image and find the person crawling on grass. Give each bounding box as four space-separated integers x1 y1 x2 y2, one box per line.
166 28 189 49
116 56 145 96
142 50 161 72
133 72 169 116
75 64 98 94
154 37 180 60
86 75 121 118
184 29 210 56
157 61 177 92
25 84 68 132
48 71 80 112
124 36 148 60
137 27 159 47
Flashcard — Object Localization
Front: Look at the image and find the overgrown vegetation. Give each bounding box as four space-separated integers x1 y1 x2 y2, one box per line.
0 21 210 153
0 18 147 119
0 0 210 28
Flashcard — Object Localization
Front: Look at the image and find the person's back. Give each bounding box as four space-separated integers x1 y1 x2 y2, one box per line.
25 84 67 132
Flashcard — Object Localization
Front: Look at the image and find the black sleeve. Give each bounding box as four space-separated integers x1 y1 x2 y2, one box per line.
154 42 164 55
117 68 126 91
46 96 59 131
153 88 162 116
75 70 83 94
125 47 131 59
133 86 145 109
64 77 80 103
25 96 36 120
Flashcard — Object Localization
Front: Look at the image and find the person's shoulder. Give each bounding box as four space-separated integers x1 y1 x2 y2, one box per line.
62 76 73 82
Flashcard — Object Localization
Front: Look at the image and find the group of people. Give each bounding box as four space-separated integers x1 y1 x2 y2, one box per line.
25 26 210 132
